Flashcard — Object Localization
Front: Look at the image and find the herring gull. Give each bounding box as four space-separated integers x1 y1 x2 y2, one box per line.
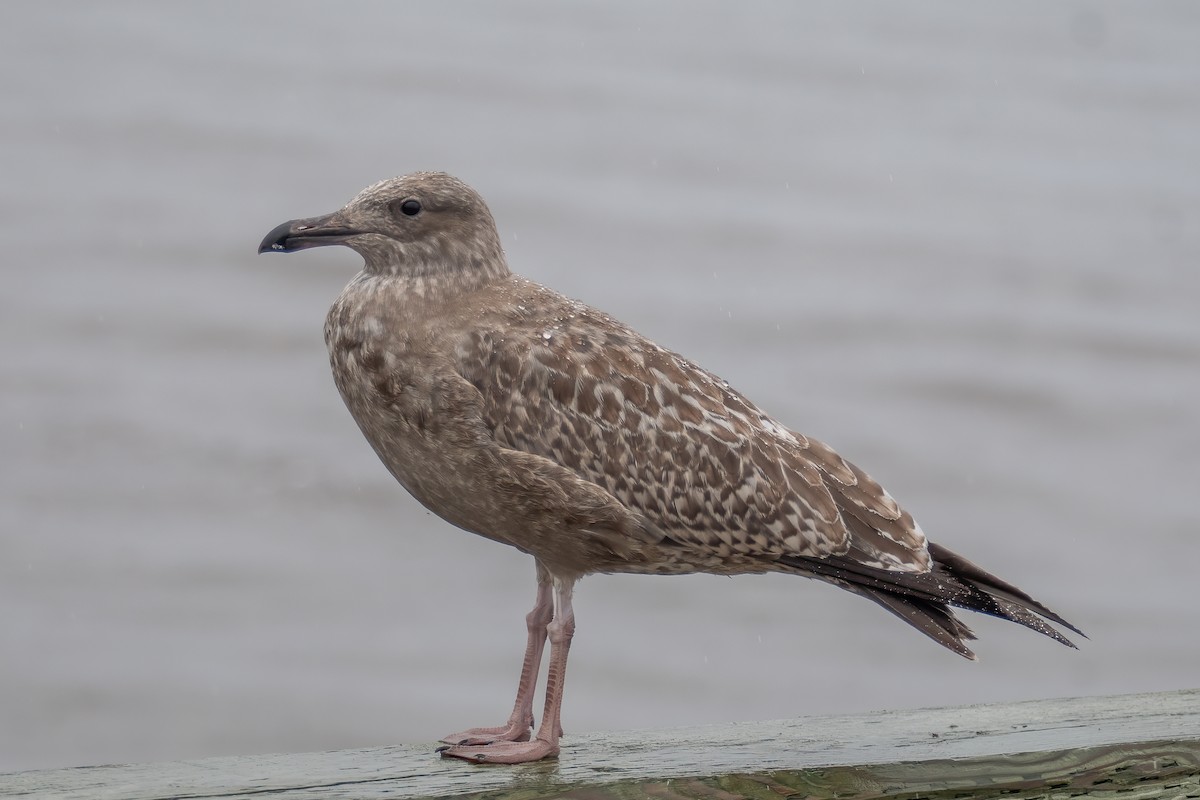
258 172 1082 764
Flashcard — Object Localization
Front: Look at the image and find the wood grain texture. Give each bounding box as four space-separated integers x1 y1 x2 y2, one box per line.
3 689 1197 800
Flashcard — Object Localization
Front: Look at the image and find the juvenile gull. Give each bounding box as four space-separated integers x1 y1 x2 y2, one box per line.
258 172 1083 764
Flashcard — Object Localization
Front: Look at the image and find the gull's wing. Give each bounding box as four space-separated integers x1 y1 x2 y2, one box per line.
456 302 930 573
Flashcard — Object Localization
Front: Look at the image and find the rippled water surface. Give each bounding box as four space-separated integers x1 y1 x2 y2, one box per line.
2 2 1198 771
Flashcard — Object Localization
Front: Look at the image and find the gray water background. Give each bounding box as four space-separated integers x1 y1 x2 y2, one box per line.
2 1 1198 772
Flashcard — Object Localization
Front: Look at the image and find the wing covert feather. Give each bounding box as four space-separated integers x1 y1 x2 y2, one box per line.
454 303 927 570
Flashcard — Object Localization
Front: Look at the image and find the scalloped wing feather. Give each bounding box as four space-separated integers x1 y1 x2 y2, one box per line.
454 302 930 572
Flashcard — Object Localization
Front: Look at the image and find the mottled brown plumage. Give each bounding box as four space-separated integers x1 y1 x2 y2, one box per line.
259 172 1082 764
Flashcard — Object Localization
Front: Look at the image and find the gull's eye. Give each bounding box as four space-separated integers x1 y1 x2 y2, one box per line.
394 198 422 217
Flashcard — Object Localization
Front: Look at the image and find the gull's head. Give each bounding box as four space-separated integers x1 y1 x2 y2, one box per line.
258 172 507 278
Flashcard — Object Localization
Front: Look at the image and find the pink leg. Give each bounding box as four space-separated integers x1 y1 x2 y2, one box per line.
441 575 576 764
438 562 554 747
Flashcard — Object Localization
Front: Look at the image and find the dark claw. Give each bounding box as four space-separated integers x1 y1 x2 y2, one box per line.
435 745 450 753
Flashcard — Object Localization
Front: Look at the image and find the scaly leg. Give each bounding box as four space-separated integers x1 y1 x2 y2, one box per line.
441 574 576 763
439 561 554 747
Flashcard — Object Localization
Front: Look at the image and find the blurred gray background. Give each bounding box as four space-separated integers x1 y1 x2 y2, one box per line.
2 1 1197 773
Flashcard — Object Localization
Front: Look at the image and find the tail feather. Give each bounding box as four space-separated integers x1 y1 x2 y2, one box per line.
846 584 980 660
776 542 1083 658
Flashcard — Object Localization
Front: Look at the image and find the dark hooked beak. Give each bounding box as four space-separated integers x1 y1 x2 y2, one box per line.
257 212 362 254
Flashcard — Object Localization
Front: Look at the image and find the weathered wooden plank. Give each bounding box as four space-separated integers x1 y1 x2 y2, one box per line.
2 689 1197 800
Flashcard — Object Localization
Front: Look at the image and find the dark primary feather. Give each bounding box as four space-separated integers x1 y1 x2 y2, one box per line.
775 542 1084 659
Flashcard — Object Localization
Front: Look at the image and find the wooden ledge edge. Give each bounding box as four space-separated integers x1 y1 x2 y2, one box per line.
3 688 1198 800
